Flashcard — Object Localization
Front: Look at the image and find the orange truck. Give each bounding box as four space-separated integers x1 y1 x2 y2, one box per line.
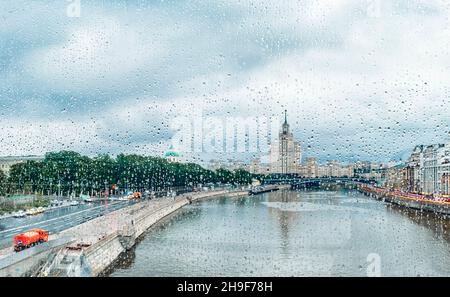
14 229 49 252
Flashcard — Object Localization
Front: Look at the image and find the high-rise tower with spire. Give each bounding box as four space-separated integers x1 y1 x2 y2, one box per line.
282 110 289 134
269 110 302 174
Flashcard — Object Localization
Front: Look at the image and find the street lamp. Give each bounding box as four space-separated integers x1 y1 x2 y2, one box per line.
58 179 61 197
104 181 108 199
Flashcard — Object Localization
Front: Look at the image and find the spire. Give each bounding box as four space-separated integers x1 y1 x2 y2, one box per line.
282 110 289 134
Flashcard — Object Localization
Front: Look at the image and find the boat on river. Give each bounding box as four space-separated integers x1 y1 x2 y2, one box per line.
249 185 279 195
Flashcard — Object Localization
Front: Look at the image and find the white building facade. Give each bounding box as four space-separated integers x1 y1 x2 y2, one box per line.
422 144 445 195
438 143 450 195
405 140 450 196
0 155 44 176
269 111 302 174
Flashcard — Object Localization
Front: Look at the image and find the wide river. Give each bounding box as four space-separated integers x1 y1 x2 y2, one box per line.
110 189 450 277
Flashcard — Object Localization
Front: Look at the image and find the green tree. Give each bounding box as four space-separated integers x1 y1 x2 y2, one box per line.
215 168 234 184
232 168 253 185
5 151 256 196
0 169 6 196
8 161 44 194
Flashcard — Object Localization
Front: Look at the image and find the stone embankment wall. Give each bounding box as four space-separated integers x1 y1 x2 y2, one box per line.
359 188 450 215
46 190 248 276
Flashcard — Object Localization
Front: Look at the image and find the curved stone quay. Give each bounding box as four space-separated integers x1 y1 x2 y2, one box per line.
110 189 450 277
0 190 248 277
359 186 450 215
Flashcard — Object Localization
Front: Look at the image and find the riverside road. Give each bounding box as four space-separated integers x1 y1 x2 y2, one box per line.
0 200 133 248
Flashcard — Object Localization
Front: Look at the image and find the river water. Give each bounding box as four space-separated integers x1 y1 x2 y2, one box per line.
110 189 450 277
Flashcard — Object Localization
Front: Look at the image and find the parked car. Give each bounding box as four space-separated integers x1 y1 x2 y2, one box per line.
13 211 26 218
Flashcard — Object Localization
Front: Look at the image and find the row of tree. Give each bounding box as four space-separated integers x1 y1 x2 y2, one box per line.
0 151 260 197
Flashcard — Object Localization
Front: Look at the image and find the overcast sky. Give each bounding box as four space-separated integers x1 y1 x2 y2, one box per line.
1 0 449 163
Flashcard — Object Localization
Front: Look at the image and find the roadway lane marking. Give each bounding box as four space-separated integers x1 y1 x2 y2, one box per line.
0 201 132 239
0 201 127 235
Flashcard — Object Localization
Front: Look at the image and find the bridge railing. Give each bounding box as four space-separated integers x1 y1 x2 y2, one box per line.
263 177 377 185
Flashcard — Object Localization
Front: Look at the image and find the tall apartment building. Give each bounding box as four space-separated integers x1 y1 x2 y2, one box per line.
422 144 445 195
438 143 450 195
305 157 318 177
385 164 407 190
269 111 302 174
406 145 424 193
404 140 450 195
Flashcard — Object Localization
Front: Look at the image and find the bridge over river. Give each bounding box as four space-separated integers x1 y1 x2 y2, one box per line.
111 188 450 277
263 175 377 188
2 186 450 277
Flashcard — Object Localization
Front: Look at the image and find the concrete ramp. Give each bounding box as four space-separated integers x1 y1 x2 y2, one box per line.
0 190 247 277
38 247 92 277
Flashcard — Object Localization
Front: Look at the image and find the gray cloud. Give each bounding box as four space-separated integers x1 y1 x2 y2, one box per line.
0 0 449 162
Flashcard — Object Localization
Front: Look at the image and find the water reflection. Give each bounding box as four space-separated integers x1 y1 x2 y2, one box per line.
387 204 450 242
110 189 450 277
266 190 299 254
